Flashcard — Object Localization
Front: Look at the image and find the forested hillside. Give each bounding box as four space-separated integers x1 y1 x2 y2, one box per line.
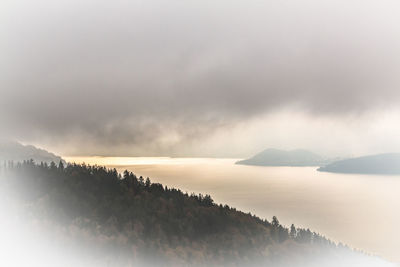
0 141 65 164
0 161 386 266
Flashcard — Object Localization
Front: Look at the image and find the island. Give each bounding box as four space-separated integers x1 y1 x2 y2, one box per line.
236 148 331 167
318 153 400 175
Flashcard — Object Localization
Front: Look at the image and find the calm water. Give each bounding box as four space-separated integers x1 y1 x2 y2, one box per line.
65 157 400 263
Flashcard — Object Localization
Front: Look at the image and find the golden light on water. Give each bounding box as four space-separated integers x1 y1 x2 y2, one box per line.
63 156 236 166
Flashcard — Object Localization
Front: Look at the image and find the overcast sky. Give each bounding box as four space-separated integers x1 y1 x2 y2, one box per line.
1 0 400 157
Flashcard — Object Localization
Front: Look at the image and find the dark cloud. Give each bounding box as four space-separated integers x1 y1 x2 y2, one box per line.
1 0 400 155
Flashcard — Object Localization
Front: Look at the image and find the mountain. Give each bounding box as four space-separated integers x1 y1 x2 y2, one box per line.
236 148 330 167
318 153 400 175
0 140 65 164
0 161 388 266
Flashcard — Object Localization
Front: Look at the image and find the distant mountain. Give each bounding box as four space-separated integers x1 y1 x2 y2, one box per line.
0 141 64 164
318 153 400 175
236 148 330 166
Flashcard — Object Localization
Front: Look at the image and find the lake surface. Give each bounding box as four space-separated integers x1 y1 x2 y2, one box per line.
65 157 400 263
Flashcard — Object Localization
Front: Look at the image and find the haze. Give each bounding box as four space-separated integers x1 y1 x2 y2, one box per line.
1 0 400 157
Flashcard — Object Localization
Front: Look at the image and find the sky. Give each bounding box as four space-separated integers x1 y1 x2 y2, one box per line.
1 0 400 158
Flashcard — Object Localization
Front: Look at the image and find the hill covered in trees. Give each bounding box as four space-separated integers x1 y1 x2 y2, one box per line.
236 149 331 167
0 161 390 266
0 141 65 165
318 153 400 175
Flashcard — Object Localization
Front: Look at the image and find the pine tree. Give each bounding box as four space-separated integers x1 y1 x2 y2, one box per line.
290 224 297 239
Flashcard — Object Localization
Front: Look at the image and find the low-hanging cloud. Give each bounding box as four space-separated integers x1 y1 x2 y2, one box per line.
1 0 400 156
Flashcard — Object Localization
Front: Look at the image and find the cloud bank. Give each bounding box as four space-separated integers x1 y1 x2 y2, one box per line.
1 0 400 156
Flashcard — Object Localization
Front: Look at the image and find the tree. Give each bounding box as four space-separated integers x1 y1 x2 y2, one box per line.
50 161 57 170
272 216 280 227
145 177 151 188
290 224 297 239
123 170 130 180
203 194 214 206
139 176 144 186
58 160 64 171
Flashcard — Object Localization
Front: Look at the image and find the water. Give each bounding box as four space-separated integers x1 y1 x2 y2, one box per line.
65 157 400 263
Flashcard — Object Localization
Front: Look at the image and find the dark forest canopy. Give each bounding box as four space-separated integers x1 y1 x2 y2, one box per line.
0 160 387 266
